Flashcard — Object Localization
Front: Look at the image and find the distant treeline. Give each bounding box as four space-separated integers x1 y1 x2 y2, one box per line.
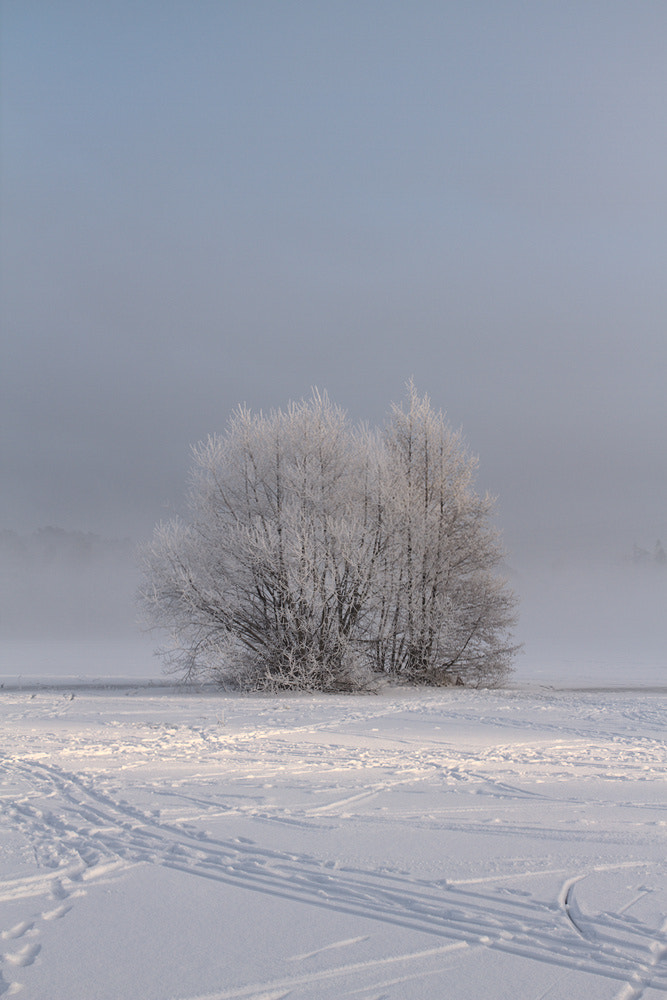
0 527 132 568
0 528 138 639
632 540 666 567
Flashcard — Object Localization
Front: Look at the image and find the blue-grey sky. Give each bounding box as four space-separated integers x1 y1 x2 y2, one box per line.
2 1 666 560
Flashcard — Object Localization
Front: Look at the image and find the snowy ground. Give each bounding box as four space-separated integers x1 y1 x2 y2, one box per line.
0 676 666 999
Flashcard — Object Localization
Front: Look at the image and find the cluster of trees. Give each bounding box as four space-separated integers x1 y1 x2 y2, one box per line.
139 385 519 691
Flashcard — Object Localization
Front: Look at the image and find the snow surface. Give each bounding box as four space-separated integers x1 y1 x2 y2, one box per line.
1 676 666 999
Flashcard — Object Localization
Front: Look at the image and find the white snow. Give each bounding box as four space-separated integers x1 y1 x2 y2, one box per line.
1 674 666 999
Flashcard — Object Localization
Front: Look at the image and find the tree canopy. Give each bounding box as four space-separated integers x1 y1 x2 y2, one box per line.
139 385 519 690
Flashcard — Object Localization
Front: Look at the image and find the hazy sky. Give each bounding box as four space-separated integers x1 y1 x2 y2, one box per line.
2 1 666 561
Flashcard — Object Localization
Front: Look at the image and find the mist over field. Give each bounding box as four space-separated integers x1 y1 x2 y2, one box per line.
0 529 155 679
1 3 666 682
0 529 136 640
1 524 664 688
516 548 667 687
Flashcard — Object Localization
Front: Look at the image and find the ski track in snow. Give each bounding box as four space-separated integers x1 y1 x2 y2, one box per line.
0 687 666 998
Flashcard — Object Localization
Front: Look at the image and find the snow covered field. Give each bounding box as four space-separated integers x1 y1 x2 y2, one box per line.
1 679 666 999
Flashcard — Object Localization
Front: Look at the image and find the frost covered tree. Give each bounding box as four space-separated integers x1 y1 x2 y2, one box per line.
139 391 383 690
372 382 518 686
139 386 518 690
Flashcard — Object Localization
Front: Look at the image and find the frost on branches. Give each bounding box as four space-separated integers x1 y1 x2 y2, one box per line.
139 386 519 691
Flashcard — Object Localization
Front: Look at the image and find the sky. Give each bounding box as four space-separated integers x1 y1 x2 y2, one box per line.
2 0 666 567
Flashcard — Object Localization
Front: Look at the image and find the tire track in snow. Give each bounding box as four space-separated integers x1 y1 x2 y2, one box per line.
560 878 667 1000
2 758 667 995
168 940 472 1000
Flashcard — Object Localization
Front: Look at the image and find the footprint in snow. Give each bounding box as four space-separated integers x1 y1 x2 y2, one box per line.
0 970 23 996
41 903 72 921
3 942 41 968
0 923 34 942
49 878 69 901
